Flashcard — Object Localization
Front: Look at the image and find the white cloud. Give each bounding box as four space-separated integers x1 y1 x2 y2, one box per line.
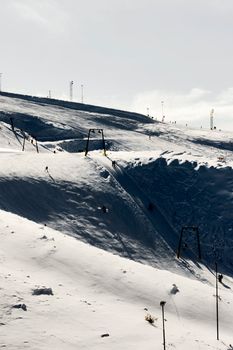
130 88 233 131
8 0 68 32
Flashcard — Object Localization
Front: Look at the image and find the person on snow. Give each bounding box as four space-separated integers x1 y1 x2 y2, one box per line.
102 205 107 213
218 274 223 283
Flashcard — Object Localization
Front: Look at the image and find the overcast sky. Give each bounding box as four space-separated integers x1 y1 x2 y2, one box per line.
1 0 233 130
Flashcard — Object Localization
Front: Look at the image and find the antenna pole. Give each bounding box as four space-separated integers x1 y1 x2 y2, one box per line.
81 84 84 103
161 101 164 118
210 109 214 130
70 81 74 102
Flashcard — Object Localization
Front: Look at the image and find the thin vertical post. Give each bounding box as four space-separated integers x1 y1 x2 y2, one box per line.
35 138 39 153
215 262 219 340
160 301 166 350
70 81 74 101
10 117 14 132
81 84 84 103
22 136 26 151
101 130 106 156
177 228 184 259
85 129 91 156
210 109 214 130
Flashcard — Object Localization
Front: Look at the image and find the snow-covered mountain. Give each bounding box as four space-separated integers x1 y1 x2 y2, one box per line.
0 91 232 349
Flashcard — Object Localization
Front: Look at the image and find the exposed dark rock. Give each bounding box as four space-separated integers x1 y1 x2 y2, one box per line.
32 288 53 296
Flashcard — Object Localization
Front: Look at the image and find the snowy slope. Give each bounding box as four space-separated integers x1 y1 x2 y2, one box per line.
0 92 233 348
0 93 232 271
1 211 233 350
0 96 233 270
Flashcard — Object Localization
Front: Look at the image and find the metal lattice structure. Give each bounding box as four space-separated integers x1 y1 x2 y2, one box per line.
177 225 201 260
84 128 106 156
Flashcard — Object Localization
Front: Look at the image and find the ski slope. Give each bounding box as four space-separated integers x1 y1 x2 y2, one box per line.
0 92 233 349
1 211 233 350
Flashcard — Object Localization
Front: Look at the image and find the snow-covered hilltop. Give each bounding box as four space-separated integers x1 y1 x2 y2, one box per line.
0 92 232 349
